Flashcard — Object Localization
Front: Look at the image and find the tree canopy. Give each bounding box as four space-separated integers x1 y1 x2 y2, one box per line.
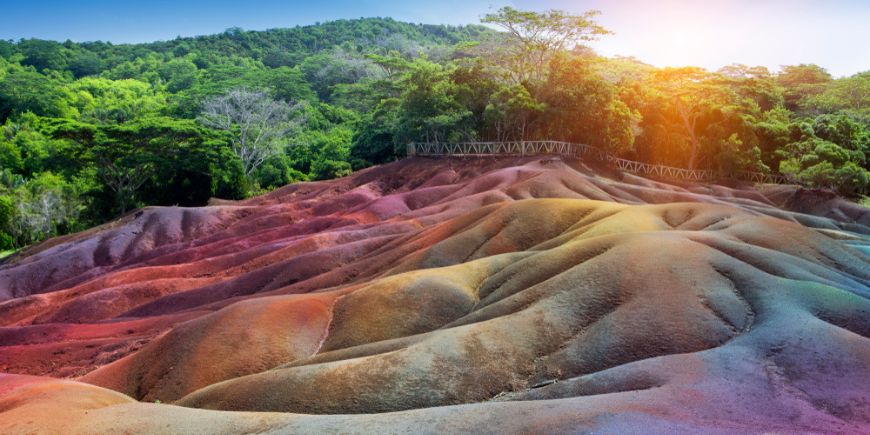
0 14 868 250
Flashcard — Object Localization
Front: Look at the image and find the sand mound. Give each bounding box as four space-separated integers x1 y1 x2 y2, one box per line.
1 156 869 433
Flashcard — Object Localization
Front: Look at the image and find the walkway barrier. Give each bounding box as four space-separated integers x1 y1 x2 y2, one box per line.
406 141 789 185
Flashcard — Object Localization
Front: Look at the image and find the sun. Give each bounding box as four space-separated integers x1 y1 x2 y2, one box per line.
646 23 711 68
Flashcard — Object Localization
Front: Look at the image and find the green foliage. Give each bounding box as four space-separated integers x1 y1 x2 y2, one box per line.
198 88 306 185
18 39 68 72
2 172 83 246
396 59 473 143
717 64 783 112
299 49 379 101
311 159 352 181
778 135 870 195
0 13 868 249
67 49 105 78
0 137 23 172
291 125 354 180
0 64 77 119
66 77 167 123
483 84 543 141
777 64 832 112
806 72 870 115
541 54 635 152
0 195 13 250
0 237 13 252
159 57 199 93
267 67 317 103
351 98 401 164
752 107 793 170
811 112 869 151
481 7 611 85
628 64 804 174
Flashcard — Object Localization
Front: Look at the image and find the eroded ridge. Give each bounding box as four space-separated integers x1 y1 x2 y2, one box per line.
1 157 869 434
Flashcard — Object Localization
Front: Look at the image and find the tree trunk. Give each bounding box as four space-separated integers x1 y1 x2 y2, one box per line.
677 103 700 170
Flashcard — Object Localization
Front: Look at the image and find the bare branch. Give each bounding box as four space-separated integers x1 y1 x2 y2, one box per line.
199 88 306 178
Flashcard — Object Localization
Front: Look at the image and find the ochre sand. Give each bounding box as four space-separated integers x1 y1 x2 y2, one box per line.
1 157 868 433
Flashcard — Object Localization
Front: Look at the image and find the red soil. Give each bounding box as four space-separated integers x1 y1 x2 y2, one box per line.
1 156 869 433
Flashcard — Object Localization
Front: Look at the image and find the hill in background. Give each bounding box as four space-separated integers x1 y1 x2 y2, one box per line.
2 11 868 255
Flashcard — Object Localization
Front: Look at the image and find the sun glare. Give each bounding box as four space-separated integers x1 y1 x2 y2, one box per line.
650 25 705 67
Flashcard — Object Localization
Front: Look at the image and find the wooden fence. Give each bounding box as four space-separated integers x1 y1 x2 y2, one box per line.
406 141 789 185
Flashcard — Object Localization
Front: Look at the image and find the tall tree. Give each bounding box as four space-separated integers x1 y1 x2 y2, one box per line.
481 7 610 86
199 88 305 178
805 72 870 114
643 67 737 169
541 53 635 152
483 84 543 141
49 117 214 214
776 64 832 112
716 64 783 112
0 66 77 121
395 59 472 143
631 67 767 172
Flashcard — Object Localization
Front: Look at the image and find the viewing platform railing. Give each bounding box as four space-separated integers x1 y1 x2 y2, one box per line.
406 141 789 185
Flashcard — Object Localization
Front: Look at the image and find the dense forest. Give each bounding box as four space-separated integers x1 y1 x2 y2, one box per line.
1 8 868 251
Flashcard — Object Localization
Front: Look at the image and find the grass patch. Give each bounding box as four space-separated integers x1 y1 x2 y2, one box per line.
0 249 17 260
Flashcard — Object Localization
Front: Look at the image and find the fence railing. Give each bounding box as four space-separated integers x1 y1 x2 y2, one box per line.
406 141 789 185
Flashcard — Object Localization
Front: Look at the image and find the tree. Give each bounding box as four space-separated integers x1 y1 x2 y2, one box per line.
0 133 24 173
1 114 79 178
451 60 500 136
158 58 199 93
5 172 82 246
811 112 869 152
299 49 380 101
49 117 216 214
65 77 167 123
541 53 636 152
804 72 870 114
67 50 104 78
777 64 832 112
18 39 67 72
753 107 794 171
716 64 783 112
0 19 507 247
266 67 317 103
481 7 610 86
199 88 305 179
779 136 869 195
483 84 543 141
0 41 14 59
0 65 77 121
102 118 206 209
395 59 472 143
3 16 869 250
351 97 401 164
640 67 741 169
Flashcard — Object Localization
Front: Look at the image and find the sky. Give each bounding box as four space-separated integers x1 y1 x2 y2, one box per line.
2 0 868 77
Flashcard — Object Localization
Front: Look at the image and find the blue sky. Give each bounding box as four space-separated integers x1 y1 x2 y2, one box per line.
3 0 868 77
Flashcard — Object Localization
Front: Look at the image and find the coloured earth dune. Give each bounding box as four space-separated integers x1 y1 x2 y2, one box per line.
0 156 869 434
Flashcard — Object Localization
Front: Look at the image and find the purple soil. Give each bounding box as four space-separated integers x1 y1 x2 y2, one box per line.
1 156 869 434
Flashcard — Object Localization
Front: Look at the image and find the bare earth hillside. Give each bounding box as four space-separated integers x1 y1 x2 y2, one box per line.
1 157 869 434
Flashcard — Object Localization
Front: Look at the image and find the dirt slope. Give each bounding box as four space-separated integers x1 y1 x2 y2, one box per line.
1 157 869 434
